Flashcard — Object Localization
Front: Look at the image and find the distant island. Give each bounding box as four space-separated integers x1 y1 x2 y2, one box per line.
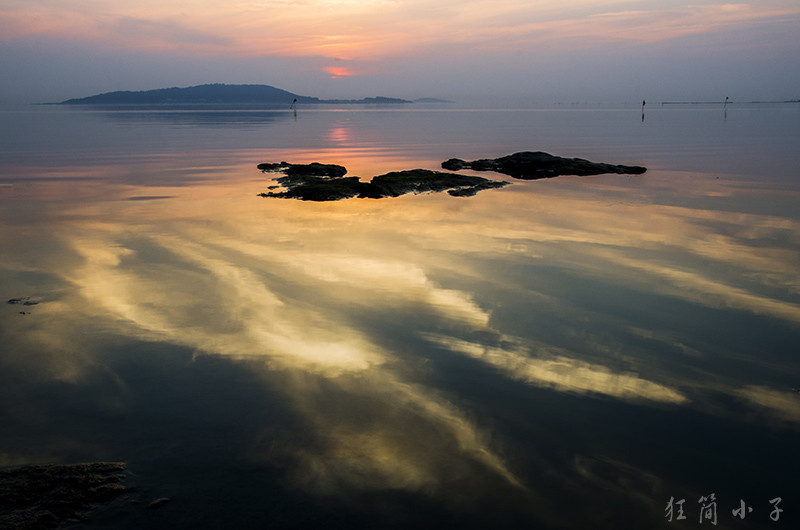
58 83 416 106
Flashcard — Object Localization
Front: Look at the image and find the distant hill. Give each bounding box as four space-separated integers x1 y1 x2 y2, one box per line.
59 84 413 106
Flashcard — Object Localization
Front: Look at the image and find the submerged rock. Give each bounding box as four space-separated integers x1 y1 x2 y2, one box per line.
0 462 128 529
442 151 647 179
6 297 39 306
259 163 509 201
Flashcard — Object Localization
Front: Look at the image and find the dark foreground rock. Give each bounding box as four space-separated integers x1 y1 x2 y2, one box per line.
442 151 647 179
256 162 347 178
259 163 508 201
367 170 508 198
0 462 128 529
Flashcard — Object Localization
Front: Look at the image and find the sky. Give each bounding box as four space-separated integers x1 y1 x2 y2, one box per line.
1 0 799 105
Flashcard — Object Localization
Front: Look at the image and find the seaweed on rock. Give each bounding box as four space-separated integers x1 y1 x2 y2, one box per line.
259 163 509 201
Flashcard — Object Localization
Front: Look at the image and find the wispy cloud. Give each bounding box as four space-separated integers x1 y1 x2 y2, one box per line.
114 16 234 49
3 1 798 60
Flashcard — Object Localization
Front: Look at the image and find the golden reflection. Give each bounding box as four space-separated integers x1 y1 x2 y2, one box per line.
68 231 384 375
205 240 493 328
582 247 800 325
325 175 800 327
326 126 352 143
277 374 522 494
735 385 800 425
422 333 687 404
51 202 521 494
3 148 799 503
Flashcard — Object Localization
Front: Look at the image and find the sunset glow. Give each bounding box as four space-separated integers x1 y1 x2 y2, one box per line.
1 1 799 103
323 66 359 79
2 39 799 526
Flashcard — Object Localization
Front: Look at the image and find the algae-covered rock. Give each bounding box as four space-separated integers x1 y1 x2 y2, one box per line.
258 163 509 201
263 175 368 201
0 462 128 529
257 162 347 178
367 169 508 198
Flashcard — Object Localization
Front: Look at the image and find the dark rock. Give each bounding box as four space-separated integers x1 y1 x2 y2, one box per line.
368 169 508 198
7 297 39 306
258 162 347 178
447 181 508 197
442 151 647 179
0 462 128 529
440 158 469 171
258 163 509 201
256 161 288 172
261 175 368 201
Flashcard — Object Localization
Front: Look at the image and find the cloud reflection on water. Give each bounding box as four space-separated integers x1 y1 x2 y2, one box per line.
735 385 800 424
422 333 687 404
2 147 799 526
61 219 523 496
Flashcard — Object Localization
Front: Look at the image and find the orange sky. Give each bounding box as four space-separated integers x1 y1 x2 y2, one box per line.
1 1 799 102
4 1 798 57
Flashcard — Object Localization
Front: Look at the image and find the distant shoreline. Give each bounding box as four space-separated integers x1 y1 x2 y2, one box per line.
661 100 799 105
42 102 417 109
51 83 452 107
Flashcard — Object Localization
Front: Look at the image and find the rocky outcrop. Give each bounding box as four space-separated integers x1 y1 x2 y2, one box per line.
0 462 128 529
256 162 347 178
258 164 508 201
258 151 645 201
442 151 646 179
366 170 508 198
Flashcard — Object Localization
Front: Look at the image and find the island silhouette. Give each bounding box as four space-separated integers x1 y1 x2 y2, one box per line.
58 83 413 106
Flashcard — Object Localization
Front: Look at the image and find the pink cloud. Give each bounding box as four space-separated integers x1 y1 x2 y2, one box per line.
2 1 798 61
323 66 357 78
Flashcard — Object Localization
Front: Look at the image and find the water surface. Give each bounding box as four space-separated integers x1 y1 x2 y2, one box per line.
1 104 798 529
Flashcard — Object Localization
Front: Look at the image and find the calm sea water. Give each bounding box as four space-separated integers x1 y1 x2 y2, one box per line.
1 103 799 529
